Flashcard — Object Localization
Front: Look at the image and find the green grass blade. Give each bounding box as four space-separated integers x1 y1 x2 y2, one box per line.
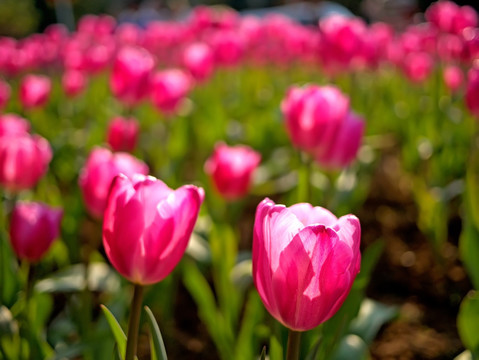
100 304 126 360
144 306 167 360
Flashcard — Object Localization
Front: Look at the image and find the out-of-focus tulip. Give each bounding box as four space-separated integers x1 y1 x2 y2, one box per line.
252 198 361 331
204 143 261 200
103 174 204 285
19 74 51 109
110 46 155 107
208 30 245 67
281 85 350 152
443 65 464 93
107 116 139 152
402 52 434 83
62 69 87 98
0 79 11 110
9 202 62 262
78 147 148 218
150 69 192 114
0 114 29 137
315 112 365 169
466 67 479 117
0 133 52 192
182 42 214 82
426 1 478 35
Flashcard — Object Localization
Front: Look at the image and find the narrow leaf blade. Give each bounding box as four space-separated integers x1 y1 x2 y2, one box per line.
101 304 126 360
144 306 167 360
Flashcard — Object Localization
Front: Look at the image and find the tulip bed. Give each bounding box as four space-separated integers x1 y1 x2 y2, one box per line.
1 1 479 359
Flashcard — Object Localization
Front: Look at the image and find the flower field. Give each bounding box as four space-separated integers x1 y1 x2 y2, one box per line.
1 1 479 359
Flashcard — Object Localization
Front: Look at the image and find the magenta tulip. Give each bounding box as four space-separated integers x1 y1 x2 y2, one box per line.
281 85 350 153
9 202 62 262
0 79 10 110
466 67 479 118
0 114 30 137
182 42 214 82
315 111 365 169
443 65 464 93
110 46 155 107
103 174 204 285
19 74 51 109
402 52 434 83
0 133 52 192
252 198 361 331
78 147 148 218
107 116 139 153
204 143 261 200
150 69 192 114
62 69 87 98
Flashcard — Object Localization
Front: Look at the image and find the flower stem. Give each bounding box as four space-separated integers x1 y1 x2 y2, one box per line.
286 329 302 360
125 284 144 360
297 152 312 203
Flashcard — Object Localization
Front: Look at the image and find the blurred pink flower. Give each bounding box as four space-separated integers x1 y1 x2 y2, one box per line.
62 69 87 98
107 116 139 153
182 42 214 82
0 79 11 110
0 133 52 192
443 65 464 93
150 69 192 114
78 147 148 218
402 52 434 83
0 113 30 137
19 74 51 109
9 202 62 263
110 46 155 107
466 67 479 117
103 174 204 285
204 143 261 200
252 198 361 331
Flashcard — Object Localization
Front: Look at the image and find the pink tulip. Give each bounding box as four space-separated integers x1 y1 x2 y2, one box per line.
466 67 479 118
402 52 434 83
9 202 62 262
62 69 87 98
0 133 51 192
0 79 10 110
103 174 204 285
19 74 51 109
110 46 155 107
443 65 464 93
315 112 365 169
150 69 192 114
252 198 361 331
281 85 350 153
107 116 139 152
426 1 478 35
182 42 214 82
0 113 30 137
204 143 261 200
208 30 245 67
78 147 148 218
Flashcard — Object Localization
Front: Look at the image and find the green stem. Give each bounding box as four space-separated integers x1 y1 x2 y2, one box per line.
286 330 302 360
125 284 144 360
20 261 32 360
297 152 312 203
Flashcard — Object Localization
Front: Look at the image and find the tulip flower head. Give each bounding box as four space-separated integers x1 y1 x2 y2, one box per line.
9 202 63 262
19 74 52 109
0 114 30 137
466 67 479 118
150 69 192 114
103 174 204 285
62 69 87 98
107 116 139 153
78 147 148 218
182 42 214 82
0 133 52 192
252 198 361 331
443 65 464 93
204 143 261 200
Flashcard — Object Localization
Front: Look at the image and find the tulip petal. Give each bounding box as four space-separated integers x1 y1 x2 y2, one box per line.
289 203 338 227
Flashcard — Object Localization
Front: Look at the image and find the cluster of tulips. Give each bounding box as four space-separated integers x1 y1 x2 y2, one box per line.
1 0 479 359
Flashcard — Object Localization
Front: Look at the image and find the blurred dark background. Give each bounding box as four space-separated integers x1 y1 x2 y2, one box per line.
1 0 479 37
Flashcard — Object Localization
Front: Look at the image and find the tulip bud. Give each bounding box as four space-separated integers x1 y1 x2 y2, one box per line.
0 133 52 192
62 69 87 98
78 147 148 218
0 113 30 137
443 65 464 93
466 67 479 118
150 69 192 114
106 116 139 153
110 46 155 107
19 74 51 109
281 85 350 153
103 174 204 285
204 143 261 200
182 42 214 82
252 198 361 331
9 202 63 262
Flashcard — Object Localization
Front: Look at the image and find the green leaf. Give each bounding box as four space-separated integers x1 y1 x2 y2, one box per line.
259 346 266 360
332 334 368 360
101 304 126 360
459 218 479 290
144 306 167 360
458 291 479 355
